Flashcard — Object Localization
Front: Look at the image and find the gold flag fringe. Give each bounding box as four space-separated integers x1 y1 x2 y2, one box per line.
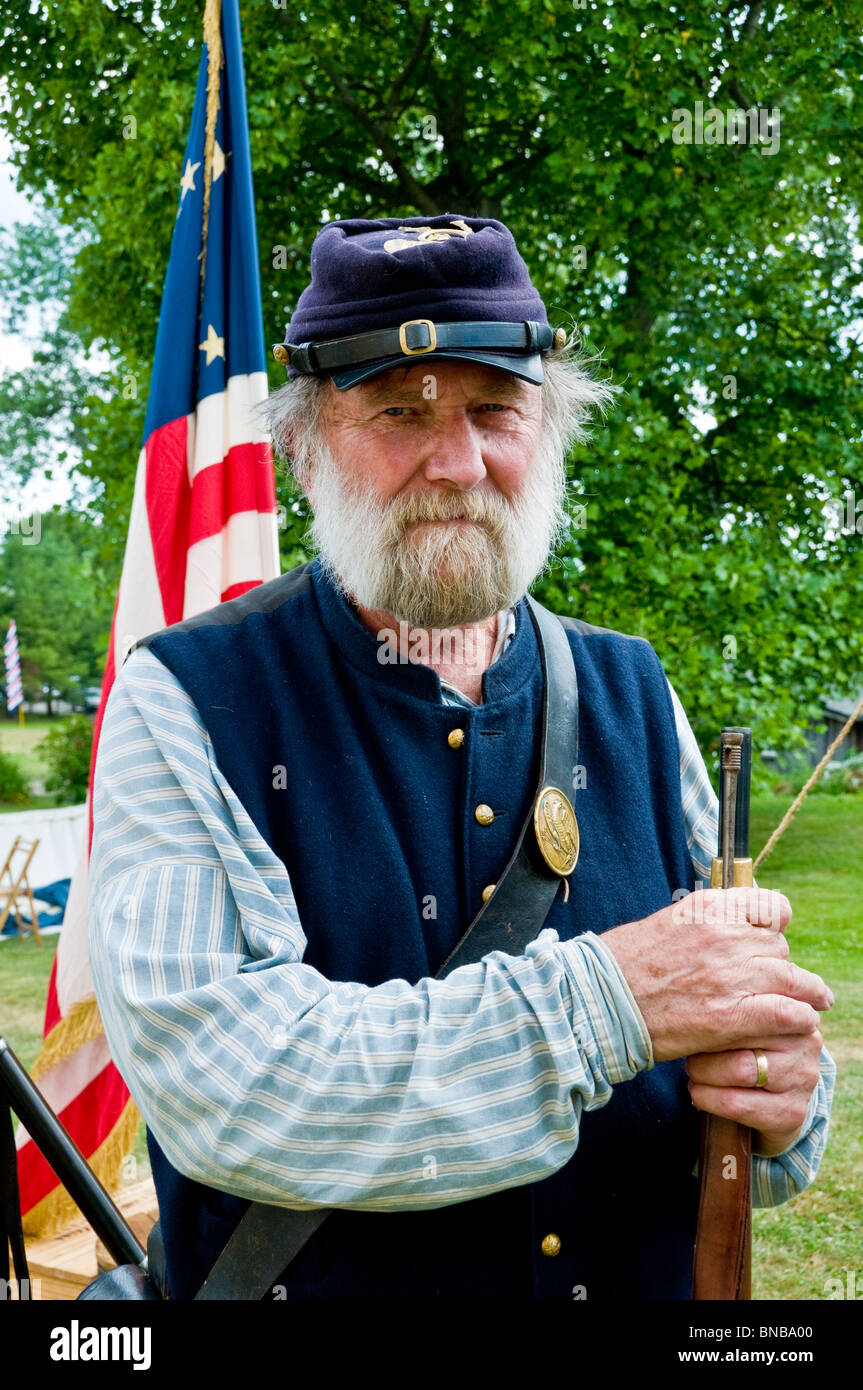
23 997 141 1237
30 995 105 1082
200 0 223 299
21 1095 141 1239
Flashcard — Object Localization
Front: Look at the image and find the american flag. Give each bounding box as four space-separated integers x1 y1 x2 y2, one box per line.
16 0 279 1234
4 620 23 712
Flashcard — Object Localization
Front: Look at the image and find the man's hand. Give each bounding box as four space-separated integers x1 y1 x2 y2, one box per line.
601 888 833 1064
685 1030 825 1157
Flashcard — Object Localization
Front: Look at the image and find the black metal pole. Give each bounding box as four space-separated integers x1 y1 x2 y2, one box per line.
0 1036 146 1269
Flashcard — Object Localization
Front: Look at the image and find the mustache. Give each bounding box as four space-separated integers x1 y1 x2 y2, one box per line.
387 489 511 529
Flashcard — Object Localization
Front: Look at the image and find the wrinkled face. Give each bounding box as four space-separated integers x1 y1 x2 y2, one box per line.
306 359 567 628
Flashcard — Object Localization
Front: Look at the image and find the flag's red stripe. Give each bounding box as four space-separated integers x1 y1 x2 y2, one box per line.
221 579 261 603
84 592 121 861
186 441 277 550
17 1061 132 1211
145 417 192 628
43 957 62 1035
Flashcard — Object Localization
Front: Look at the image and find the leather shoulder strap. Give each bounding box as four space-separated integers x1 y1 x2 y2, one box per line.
195 599 579 1300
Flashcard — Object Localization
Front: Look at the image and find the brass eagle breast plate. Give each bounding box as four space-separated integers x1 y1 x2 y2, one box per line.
533 786 580 877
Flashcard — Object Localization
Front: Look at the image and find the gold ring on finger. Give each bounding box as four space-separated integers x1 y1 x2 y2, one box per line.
752 1048 769 1089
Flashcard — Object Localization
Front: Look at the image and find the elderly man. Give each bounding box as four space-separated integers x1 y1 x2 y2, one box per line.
89 214 834 1302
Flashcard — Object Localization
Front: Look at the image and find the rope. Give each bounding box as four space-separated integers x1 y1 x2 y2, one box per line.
200 0 223 303
754 687 863 872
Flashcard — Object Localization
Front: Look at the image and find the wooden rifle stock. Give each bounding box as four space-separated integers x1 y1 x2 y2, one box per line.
692 727 754 1300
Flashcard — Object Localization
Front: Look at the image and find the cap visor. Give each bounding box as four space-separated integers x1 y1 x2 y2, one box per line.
330 349 544 390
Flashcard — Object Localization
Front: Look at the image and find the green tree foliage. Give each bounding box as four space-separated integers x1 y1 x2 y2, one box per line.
0 510 114 706
0 215 137 602
0 219 93 486
0 0 861 754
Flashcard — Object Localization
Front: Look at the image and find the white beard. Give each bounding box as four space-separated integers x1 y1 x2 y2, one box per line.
306 433 568 629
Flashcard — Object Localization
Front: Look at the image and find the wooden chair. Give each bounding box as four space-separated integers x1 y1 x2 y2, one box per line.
0 836 42 944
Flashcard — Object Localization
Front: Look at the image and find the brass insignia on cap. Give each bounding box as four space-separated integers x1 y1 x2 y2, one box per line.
534 786 580 877
384 218 474 254
273 345 290 365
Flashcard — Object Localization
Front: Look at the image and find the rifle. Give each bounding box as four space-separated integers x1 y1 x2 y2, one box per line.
692 727 754 1300
0 1036 147 1297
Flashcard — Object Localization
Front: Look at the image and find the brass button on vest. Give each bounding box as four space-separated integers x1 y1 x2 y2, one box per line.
541 1233 562 1258
481 883 496 903
474 804 494 826
447 728 465 749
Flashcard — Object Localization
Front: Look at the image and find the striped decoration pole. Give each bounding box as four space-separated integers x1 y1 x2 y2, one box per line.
4 620 24 724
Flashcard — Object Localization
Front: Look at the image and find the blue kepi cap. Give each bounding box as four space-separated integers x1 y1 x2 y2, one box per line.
273 214 562 389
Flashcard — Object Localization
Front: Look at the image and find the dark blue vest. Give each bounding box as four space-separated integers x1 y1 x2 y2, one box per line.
140 557 699 1301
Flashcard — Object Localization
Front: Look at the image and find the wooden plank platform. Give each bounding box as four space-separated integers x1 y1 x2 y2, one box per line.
12 1175 158 1301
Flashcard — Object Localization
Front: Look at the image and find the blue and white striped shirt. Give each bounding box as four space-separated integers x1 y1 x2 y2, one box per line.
88 616 834 1217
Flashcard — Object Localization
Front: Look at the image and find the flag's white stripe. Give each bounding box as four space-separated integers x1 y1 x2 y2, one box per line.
183 510 280 614
112 446 168 665
187 371 270 484
56 834 95 1015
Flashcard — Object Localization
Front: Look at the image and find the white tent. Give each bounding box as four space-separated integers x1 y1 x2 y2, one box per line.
0 802 87 889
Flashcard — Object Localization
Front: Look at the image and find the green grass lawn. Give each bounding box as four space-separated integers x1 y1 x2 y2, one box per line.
748 794 862 1301
0 933 61 1072
0 791 859 1295
0 715 64 780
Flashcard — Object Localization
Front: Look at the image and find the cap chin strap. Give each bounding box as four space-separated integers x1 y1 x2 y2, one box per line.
274 320 556 374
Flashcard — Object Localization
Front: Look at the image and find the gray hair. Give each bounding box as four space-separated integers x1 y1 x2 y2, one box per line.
254 331 621 490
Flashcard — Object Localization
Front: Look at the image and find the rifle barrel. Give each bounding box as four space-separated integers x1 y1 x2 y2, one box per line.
692 726 754 1300
718 726 752 861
